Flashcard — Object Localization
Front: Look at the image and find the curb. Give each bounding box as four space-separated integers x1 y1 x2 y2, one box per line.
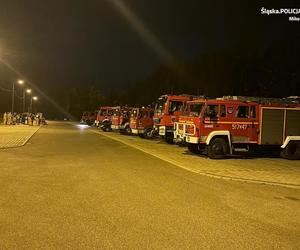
0 125 42 150
89 129 300 190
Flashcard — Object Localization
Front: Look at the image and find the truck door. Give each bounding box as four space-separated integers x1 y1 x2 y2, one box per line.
203 104 219 130
249 105 259 142
233 105 258 142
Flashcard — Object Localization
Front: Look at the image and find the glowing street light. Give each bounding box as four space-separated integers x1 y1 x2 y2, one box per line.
22 88 32 113
12 79 25 114
30 96 38 113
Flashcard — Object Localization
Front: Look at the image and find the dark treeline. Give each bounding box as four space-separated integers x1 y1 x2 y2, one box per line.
65 35 300 119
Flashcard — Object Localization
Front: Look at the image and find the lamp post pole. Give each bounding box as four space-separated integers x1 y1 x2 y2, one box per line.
11 82 15 114
30 97 33 113
11 80 24 114
25 89 32 113
30 96 38 113
22 89 26 113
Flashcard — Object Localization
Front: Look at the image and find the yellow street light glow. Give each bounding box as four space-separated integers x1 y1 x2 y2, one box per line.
26 89 32 94
33 96 38 100
18 80 24 84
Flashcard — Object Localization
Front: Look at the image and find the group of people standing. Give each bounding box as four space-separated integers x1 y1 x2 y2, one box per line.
2 112 44 126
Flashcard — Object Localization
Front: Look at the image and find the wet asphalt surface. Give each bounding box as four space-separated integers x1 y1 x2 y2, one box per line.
0 122 299 249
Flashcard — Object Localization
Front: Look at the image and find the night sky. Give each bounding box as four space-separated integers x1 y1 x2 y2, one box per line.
0 0 299 117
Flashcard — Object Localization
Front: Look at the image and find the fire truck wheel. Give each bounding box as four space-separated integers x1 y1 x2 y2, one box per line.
188 144 200 154
101 121 111 132
165 133 174 144
144 128 153 139
208 138 229 159
125 125 132 135
281 141 300 160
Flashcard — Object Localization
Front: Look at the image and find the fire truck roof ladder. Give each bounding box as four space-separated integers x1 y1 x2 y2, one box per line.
219 96 300 104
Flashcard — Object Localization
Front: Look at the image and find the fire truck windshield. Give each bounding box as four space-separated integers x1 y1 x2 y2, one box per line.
154 97 167 115
188 103 204 117
113 109 120 116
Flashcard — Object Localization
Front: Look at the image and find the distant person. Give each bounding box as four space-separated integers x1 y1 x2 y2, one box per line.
7 112 12 125
3 112 7 125
12 114 17 125
31 114 35 126
28 114 32 126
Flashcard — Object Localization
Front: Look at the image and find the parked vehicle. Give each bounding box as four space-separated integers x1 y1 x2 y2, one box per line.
130 107 154 138
80 111 97 126
95 106 113 128
153 94 204 143
110 106 133 134
174 96 300 159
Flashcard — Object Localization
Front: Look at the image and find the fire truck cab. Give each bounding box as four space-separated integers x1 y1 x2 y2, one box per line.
153 94 193 143
174 97 300 159
80 111 97 126
130 107 154 138
95 106 112 128
110 106 133 134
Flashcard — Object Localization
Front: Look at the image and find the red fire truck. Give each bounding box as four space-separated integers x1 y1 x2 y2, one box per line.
110 106 133 134
153 94 204 143
130 107 154 138
80 111 97 126
95 106 113 128
174 96 300 159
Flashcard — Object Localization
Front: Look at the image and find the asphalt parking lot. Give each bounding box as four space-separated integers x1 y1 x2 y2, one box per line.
0 122 299 249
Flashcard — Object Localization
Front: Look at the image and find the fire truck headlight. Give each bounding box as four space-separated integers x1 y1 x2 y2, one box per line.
76 124 89 130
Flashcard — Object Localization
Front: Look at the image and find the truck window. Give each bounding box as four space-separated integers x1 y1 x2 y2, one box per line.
169 101 183 114
250 106 256 118
220 105 226 117
113 109 120 116
144 111 149 118
204 105 218 119
236 106 249 118
154 96 167 115
189 103 203 117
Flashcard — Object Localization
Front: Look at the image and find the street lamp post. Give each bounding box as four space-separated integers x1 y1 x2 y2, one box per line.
30 96 38 113
11 80 24 114
24 89 31 113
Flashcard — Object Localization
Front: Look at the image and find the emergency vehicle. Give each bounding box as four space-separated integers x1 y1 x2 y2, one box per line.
95 106 113 128
80 111 97 126
174 96 300 159
153 94 201 143
130 107 154 138
110 106 133 134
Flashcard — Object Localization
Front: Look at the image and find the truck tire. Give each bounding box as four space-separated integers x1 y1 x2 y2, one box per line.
188 144 200 154
144 128 153 139
120 125 131 135
101 121 111 132
165 132 174 144
281 141 300 160
207 138 229 159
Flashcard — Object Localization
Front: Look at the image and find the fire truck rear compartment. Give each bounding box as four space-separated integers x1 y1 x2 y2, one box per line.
261 108 300 145
286 110 300 136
